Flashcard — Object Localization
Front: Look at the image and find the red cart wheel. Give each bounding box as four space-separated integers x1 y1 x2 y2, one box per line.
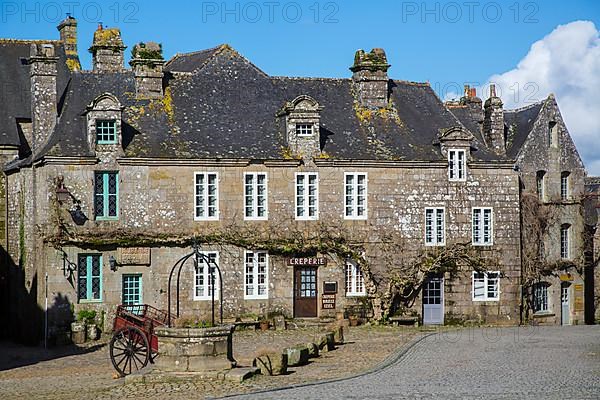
109 326 150 377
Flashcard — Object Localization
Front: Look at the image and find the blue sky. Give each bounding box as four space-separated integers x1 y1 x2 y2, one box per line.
1 0 600 171
0 1 596 83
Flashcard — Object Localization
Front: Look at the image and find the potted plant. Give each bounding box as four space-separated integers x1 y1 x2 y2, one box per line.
76 310 98 342
349 314 359 327
259 316 270 331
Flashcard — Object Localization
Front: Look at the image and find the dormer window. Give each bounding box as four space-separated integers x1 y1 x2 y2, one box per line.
85 93 123 153
448 149 466 181
278 95 323 160
296 123 314 136
439 127 473 182
96 119 117 144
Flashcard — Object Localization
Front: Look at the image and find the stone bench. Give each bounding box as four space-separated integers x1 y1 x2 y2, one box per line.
234 321 260 330
389 316 420 327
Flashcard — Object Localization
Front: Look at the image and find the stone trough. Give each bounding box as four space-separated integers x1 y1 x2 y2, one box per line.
153 325 236 373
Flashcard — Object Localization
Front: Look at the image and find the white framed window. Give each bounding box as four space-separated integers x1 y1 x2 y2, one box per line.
425 207 445 246
296 123 314 136
345 261 365 296
295 172 318 220
194 251 220 300
533 282 550 313
244 172 268 220
560 224 570 259
472 207 493 246
561 172 570 201
244 251 268 299
536 171 546 201
344 172 367 220
472 271 500 301
194 172 219 220
448 149 466 181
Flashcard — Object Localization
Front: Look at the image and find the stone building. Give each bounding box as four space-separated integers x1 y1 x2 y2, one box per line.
0 18 593 343
584 177 600 323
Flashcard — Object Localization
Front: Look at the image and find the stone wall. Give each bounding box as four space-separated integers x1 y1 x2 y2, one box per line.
21 152 522 330
0 168 8 338
516 97 587 325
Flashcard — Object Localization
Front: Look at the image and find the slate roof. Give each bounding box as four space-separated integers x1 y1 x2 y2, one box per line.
164 46 224 73
444 105 485 143
449 99 545 160
29 45 505 164
0 40 72 148
503 101 545 158
4 43 539 167
585 177 600 193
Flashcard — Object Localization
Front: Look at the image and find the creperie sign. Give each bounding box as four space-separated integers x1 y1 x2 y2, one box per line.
287 257 327 266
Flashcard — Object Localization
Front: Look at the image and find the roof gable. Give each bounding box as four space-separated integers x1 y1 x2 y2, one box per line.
165 44 267 77
504 101 544 158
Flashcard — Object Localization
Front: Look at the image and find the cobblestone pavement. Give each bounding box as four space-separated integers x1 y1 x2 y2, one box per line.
0 324 417 399
229 325 600 400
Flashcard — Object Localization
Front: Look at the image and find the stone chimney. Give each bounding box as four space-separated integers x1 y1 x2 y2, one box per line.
29 43 58 150
483 84 506 155
57 15 81 71
89 24 126 72
350 48 390 109
460 85 484 130
129 42 165 99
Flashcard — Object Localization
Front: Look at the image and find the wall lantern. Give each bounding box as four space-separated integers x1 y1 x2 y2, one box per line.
55 176 72 204
109 255 118 272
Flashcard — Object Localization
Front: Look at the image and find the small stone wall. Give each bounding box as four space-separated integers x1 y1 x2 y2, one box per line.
154 325 236 373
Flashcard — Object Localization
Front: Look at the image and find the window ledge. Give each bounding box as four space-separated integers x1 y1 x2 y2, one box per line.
79 299 103 304
346 293 367 298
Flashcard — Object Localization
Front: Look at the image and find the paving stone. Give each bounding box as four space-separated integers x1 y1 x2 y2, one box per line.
0 325 417 399
230 326 600 400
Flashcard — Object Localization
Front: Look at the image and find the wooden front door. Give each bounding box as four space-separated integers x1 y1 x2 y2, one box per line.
294 266 318 317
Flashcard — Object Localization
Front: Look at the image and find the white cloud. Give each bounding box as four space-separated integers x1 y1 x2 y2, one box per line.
483 21 600 175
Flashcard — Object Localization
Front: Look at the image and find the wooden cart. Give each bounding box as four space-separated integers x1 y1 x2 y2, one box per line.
109 304 172 377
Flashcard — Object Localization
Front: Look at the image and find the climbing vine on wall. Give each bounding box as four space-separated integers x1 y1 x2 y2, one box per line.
520 192 586 317
45 212 489 321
